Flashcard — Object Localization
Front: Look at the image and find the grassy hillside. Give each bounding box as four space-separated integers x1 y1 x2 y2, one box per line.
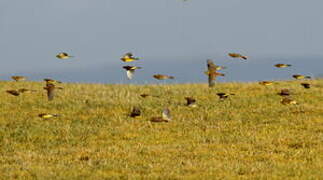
0 80 322 179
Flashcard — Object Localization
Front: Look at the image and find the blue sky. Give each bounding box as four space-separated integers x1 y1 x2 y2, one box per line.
0 0 322 83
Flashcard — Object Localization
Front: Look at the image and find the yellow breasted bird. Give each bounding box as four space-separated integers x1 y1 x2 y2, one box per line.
38 113 60 119
228 53 248 60
123 66 142 80
185 97 197 107
6 90 20 96
301 83 311 89
274 64 291 68
56 52 73 59
217 92 235 100
281 98 297 105
130 107 141 118
292 74 311 80
259 81 274 86
11 76 26 82
153 74 174 80
120 52 139 62
150 108 171 123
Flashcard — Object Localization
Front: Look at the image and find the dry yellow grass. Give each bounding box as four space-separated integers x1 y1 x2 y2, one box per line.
0 80 322 179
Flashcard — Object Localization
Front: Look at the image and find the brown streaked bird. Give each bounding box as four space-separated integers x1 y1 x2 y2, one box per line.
274 63 292 68
56 52 73 59
130 107 141 118
153 74 174 80
150 108 171 123
120 52 139 62
281 97 297 105
6 90 20 96
277 89 292 97
185 97 197 107
216 92 235 100
205 59 225 87
38 113 60 119
43 83 56 101
292 74 311 80
123 66 142 79
300 83 311 89
228 53 248 60
259 81 274 86
11 76 26 82
44 78 62 84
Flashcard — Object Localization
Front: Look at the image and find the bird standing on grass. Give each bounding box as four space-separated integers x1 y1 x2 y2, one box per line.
150 108 171 122
281 98 297 105
216 92 235 100
228 53 248 60
130 107 141 118
120 52 139 62
185 97 197 107
153 74 175 80
56 52 73 59
123 66 142 80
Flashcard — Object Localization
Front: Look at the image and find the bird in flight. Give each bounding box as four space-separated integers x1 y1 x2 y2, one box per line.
292 74 311 80
44 78 62 85
274 64 291 68
11 76 26 82
120 52 139 62
56 52 74 59
259 81 274 86
228 53 248 60
277 89 292 97
150 108 172 123
38 113 60 119
300 83 311 89
216 92 235 100
6 90 20 96
153 74 175 80
123 66 142 80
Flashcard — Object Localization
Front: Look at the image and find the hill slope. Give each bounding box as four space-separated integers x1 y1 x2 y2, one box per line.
0 80 322 179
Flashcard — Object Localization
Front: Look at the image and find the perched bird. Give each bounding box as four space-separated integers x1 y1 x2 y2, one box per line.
274 64 291 68
6 90 20 96
277 89 291 96
281 98 297 105
120 52 139 62
228 53 248 60
130 107 141 118
205 59 225 87
56 52 73 59
300 83 311 89
259 81 274 86
150 108 171 123
44 78 62 84
43 83 56 101
38 113 60 119
216 92 235 100
122 66 142 80
153 74 174 80
185 97 197 107
11 76 26 82
292 74 311 80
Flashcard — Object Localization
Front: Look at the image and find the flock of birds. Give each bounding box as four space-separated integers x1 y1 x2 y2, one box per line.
5 52 314 122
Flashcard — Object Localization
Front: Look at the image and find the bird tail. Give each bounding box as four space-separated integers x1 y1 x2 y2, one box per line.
241 56 248 60
169 76 175 79
219 73 225 76
286 64 292 67
305 76 311 79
